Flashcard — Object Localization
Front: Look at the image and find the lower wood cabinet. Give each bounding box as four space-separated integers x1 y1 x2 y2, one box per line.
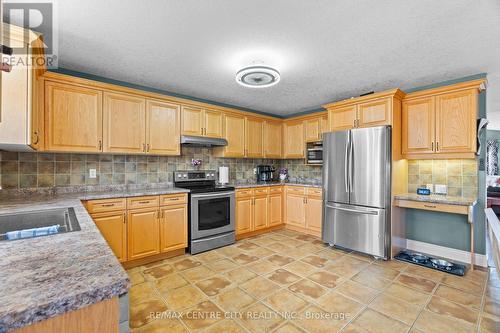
285 186 323 237
86 193 188 265
236 187 283 236
91 211 127 262
160 204 188 252
127 207 160 261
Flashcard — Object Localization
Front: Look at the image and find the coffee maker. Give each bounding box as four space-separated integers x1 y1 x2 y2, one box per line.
256 165 275 182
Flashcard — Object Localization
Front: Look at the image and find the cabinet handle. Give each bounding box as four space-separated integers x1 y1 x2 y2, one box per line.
170 198 179 201
123 212 126 223
138 201 151 204
431 142 434 151
32 132 39 145
102 203 115 207
424 205 437 209
98 140 102 151
146 143 150 152
436 142 439 151
142 143 146 152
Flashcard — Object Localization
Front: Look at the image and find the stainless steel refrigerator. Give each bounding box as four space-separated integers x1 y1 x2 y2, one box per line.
322 126 391 259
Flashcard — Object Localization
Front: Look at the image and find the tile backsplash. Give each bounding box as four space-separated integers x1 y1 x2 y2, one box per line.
407 159 478 198
0 149 287 189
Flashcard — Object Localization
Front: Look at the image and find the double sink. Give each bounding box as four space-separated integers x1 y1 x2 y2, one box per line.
0 207 81 241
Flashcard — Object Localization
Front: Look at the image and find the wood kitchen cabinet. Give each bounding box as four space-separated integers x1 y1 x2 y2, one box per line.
402 81 483 159
181 106 223 138
283 120 305 158
160 204 188 252
103 92 146 153
45 81 103 152
246 117 264 158
268 187 283 227
304 117 322 142
285 186 323 237
127 207 160 260
146 100 180 155
92 211 127 262
264 121 283 158
328 105 357 131
220 113 246 157
253 194 268 230
236 195 253 234
357 98 391 128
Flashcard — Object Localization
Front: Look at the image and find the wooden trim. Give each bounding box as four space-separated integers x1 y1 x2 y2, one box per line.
403 79 487 100
236 224 285 240
322 88 405 109
13 297 119 333
403 152 476 159
394 199 469 215
3 23 40 44
285 110 328 122
122 248 185 269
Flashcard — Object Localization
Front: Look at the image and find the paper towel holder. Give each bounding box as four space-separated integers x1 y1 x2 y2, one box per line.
218 166 229 185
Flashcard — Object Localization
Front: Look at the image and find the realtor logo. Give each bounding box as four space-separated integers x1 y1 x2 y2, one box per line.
3 0 58 67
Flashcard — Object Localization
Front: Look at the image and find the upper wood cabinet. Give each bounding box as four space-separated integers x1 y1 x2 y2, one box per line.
246 117 264 158
103 92 146 153
264 121 282 158
181 106 223 138
324 89 404 132
220 113 246 157
283 120 305 158
402 81 484 159
304 117 322 142
146 100 180 155
402 97 435 155
45 81 103 152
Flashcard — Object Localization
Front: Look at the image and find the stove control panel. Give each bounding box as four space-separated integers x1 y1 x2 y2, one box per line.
174 170 216 182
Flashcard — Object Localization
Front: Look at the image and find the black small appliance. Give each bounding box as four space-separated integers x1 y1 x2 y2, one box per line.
256 165 275 182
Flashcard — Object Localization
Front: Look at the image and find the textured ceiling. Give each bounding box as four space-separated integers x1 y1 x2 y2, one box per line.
45 1 500 119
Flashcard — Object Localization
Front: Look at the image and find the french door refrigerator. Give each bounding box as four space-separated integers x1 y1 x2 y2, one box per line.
322 126 391 259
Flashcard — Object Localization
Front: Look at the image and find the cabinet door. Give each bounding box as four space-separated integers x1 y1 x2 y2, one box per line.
236 197 253 234
285 194 306 227
204 109 223 138
127 208 160 260
328 106 356 131
181 106 203 136
264 121 282 158
358 98 391 128
223 114 246 157
402 97 435 155
268 194 283 227
283 121 305 158
304 117 321 142
146 100 180 155
92 211 127 262
320 116 328 140
160 204 187 252
253 196 268 230
103 92 145 153
305 196 322 235
45 81 103 152
435 90 477 154
246 117 264 158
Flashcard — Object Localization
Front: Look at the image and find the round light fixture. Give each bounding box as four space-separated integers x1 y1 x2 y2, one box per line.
235 65 280 88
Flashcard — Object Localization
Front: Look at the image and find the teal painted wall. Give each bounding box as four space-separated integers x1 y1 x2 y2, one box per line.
405 80 487 255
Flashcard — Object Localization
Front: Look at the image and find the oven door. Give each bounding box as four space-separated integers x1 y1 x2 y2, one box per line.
190 191 235 239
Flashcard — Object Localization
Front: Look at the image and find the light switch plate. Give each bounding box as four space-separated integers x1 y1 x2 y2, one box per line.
89 169 97 179
426 184 434 192
434 184 447 195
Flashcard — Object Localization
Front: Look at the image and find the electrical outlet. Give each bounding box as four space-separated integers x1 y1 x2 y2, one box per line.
426 184 433 192
434 184 447 195
89 169 97 179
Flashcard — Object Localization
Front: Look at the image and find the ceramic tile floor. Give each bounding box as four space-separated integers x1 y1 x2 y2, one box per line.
127 230 499 333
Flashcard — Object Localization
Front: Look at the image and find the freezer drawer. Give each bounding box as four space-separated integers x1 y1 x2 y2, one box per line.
323 202 389 258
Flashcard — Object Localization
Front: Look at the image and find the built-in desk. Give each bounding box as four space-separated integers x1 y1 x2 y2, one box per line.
394 194 477 269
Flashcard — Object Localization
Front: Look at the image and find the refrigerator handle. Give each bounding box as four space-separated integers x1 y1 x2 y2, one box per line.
344 137 349 193
325 204 379 215
349 134 354 193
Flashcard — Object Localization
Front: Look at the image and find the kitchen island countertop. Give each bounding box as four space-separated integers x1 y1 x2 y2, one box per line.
394 193 477 206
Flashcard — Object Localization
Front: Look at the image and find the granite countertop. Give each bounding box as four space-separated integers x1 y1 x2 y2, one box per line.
0 186 189 332
394 193 477 206
233 181 322 189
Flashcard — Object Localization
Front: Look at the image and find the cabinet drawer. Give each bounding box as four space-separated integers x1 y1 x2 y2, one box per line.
307 188 323 197
269 186 283 194
253 187 269 195
160 193 187 206
394 199 468 215
236 189 253 198
285 186 306 195
127 196 159 209
86 198 127 213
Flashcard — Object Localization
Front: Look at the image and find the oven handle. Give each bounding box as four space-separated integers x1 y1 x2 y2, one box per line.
191 191 235 199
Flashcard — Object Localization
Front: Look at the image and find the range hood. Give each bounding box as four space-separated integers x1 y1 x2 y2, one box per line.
180 135 228 147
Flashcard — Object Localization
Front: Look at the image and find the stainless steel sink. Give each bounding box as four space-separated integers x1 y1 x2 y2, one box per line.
0 207 81 241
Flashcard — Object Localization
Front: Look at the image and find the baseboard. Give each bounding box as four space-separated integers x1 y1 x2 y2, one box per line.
405 239 487 267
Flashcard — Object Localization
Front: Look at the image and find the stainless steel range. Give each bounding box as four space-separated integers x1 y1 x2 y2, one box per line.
174 170 235 254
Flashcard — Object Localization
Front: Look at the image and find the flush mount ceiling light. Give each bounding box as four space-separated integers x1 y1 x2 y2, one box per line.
235 65 280 88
